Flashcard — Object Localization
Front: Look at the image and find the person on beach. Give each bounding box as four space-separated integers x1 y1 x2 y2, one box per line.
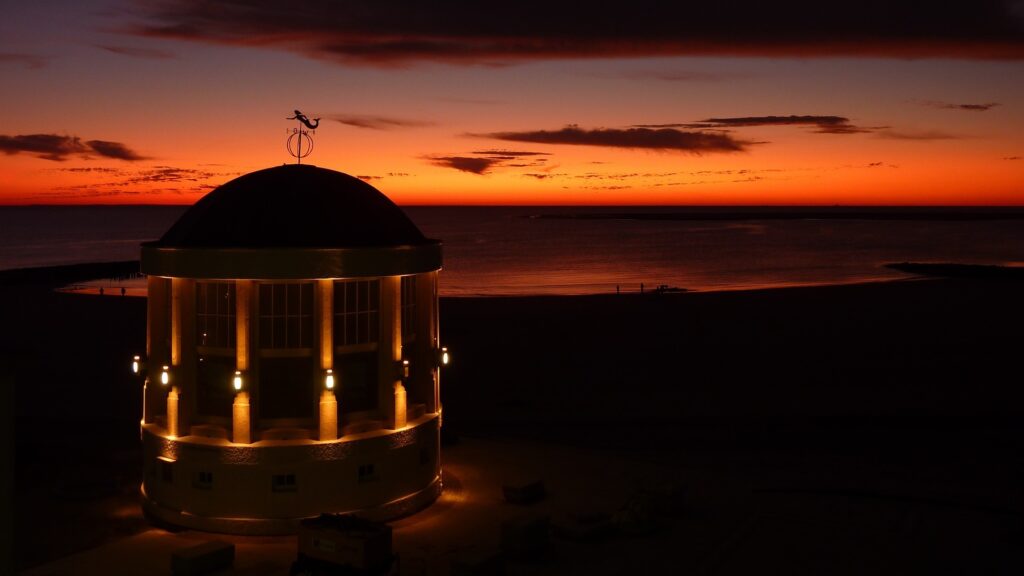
121 287 126 297
99 287 104 296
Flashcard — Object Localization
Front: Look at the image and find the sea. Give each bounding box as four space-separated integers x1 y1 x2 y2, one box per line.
2 205 1023 296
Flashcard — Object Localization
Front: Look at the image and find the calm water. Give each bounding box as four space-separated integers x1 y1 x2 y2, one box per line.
2 205 1023 295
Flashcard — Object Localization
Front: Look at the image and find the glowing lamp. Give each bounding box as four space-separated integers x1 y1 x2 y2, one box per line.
325 369 335 390
131 355 141 375
233 370 243 391
160 365 170 386
441 347 450 366
398 359 410 379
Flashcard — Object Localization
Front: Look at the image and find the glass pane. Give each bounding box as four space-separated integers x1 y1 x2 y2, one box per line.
286 317 299 348
370 281 379 310
207 284 218 314
273 316 286 348
287 284 300 315
259 284 272 311
369 311 379 343
333 281 343 311
300 315 313 347
346 315 357 346
260 317 272 347
301 283 313 313
336 351 378 412
273 284 285 317
259 356 314 419
196 355 235 417
346 281 356 312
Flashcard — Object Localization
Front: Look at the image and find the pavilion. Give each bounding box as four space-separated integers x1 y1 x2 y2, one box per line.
137 164 445 534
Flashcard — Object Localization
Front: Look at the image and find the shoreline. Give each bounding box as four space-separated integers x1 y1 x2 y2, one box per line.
4 259 1023 299
0 259 921 297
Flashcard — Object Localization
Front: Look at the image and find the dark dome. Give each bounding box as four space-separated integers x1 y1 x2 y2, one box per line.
156 165 430 248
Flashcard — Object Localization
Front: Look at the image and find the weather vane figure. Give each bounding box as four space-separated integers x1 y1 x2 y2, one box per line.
286 109 320 164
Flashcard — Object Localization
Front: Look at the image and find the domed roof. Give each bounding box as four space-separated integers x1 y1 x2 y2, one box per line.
156 164 431 249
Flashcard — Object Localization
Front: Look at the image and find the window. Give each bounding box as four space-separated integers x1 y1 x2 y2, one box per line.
194 471 213 490
258 283 316 420
196 355 235 418
272 473 297 493
357 464 378 483
196 282 237 419
333 280 379 347
401 276 416 341
259 283 314 349
196 282 235 349
335 351 378 412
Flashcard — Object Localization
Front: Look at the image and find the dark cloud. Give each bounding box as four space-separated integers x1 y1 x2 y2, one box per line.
875 129 962 140
914 99 1000 111
698 115 874 133
52 167 123 173
96 44 175 59
471 149 550 157
86 140 148 161
330 114 434 130
357 175 383 181
0 134 147 161
635 115 879 134
426 148 550 174
129 1 1024 65
1003 156 1021 160
618 70 731 82
426 156 501 175
480 125 748 153
120 166 216 183
0 52 48 69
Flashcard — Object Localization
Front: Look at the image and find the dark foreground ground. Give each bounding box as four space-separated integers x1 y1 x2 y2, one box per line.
3 264 1023 573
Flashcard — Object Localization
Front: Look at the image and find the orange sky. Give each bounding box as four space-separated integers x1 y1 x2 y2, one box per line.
1 2 1022 205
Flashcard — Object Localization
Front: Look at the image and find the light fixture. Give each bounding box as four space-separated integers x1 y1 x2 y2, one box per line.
325 369 335 390
441 347 450 366
131 355 141 375
401 359 410 379
233 370 243 391
160 365 170 385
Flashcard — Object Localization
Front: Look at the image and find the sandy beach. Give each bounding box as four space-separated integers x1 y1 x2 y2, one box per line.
5 262 1023 573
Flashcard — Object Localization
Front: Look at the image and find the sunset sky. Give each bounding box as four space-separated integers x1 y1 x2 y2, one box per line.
1 1 1022 205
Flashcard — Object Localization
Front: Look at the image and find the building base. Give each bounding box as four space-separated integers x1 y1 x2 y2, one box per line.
141 475 442 535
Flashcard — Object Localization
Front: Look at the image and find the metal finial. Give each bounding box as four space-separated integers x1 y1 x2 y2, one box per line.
286 109 319 164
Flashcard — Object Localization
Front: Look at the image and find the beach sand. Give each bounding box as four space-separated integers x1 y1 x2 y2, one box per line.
4 263 1023 573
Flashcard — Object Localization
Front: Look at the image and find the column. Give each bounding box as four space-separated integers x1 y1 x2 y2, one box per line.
236 280 252 372
414 271 440 413
319 389 338 440
379 276 403 428
232 392 251 444
318 280 338 440
171 278 196 435
167 386 180 437
319 279 333 371
233 280 253 443
145 276 170 424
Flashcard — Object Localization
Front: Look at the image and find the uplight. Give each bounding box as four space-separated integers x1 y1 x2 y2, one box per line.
441 347 450 366
131 355 141 375
325 369 335 390
233 371 243 391
160 365 170 385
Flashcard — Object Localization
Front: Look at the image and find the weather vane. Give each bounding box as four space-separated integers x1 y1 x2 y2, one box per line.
286 109 320 164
